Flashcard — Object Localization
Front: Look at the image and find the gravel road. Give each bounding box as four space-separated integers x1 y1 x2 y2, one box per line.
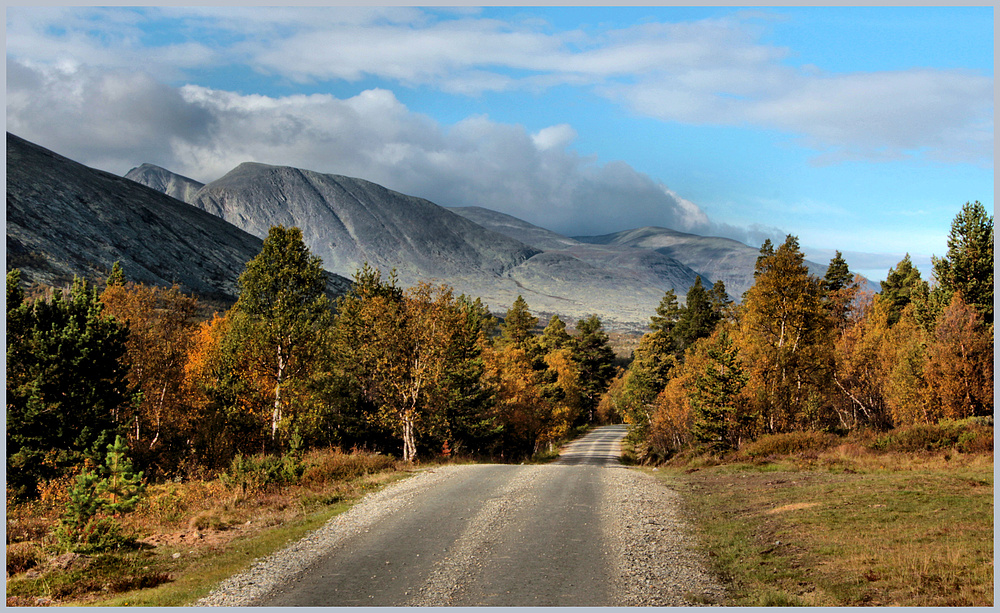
197 425 725 606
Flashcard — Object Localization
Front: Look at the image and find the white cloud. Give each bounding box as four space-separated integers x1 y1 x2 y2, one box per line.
6 8 990 165
7 61 718 238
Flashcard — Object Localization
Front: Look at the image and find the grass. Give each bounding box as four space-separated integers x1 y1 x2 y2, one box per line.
6 449 412 607
651 436 993 606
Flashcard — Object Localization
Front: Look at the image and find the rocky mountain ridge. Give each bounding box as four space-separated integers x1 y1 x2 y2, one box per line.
6 134 351 302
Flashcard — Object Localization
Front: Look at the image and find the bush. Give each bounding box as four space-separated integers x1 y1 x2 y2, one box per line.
54 516 135 554
6 542 42 575
873 419 993 453
219 450 304 496
299 449 396 487
740 431 841 459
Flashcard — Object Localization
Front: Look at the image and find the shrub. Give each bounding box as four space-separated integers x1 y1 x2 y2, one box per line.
872 419 993 453
740 431 841 459
6 542 42 575
54 516 135 554
299 449 396 487
219 450 304 496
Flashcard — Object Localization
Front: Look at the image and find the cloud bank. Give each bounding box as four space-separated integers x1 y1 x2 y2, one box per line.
7 59 717 239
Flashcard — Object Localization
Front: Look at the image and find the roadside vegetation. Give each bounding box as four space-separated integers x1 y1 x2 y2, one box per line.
644 422 992 606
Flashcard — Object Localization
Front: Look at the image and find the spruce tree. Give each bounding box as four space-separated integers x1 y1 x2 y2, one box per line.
497 296 539 353
675 277 721 350
540 315 575 353
824 250 853 292
690 330 748 451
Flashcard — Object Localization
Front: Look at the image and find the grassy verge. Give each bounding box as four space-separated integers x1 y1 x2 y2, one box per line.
6 450 413 607
650 434 993 606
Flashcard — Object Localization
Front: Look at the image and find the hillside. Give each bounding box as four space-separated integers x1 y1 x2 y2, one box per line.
124 163 204 204
6 133 351 301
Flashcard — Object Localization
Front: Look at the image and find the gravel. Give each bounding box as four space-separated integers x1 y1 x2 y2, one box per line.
197 461 725 606
600 465 727 605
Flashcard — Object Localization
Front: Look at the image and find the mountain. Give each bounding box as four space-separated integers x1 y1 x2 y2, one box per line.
176 163 723 328
124 163 204 204
575 227 837 299
6 133 351 301
448 206 581 251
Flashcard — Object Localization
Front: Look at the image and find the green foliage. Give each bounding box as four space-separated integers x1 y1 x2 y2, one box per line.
6 272 129 499
219 450 305 497
879 254 929 327
56 436 144 553
572 314 616 422
232 225 333 446
823 250 853 293
674 276 723 350
931 201 994 324
539 314 574 353
106 260 126 287
498 295 539 352
690 329 748 451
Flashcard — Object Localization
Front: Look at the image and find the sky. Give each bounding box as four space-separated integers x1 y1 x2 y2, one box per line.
5 5 994 282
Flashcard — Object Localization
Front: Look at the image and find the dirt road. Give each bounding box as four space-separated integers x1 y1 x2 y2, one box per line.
201 425 724 606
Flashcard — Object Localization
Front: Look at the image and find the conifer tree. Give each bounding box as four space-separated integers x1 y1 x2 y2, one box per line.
7 273 129 499
573 314 616 423
540 315 575 353
931 201 993 324
675 277 722 350
498 296 539 352
824 250 853 292
690 329 748 451
879 254 929 326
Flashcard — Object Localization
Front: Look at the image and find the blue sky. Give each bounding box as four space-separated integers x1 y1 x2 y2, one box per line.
6 6 993 281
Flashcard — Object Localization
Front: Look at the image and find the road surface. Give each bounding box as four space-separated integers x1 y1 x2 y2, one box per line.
203 425 724 606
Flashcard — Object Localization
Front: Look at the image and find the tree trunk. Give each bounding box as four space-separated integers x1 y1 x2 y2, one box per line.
272 344 285 442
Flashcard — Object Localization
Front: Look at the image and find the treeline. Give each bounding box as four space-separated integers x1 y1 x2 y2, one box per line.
606 201 994 461
6 227 617 499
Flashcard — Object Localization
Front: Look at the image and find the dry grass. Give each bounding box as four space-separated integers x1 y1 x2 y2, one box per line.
654 443 993 606
5 449 409 607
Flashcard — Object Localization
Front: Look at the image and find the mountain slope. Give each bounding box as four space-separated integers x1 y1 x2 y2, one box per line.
6 133 350 301
190 163 541 285
124 163 204 204
576 226 834 299
449 206 581 251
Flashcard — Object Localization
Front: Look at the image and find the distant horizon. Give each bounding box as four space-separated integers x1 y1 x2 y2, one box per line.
6 6 992 282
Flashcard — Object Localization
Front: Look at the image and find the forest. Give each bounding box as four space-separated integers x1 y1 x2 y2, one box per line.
6 201 993 501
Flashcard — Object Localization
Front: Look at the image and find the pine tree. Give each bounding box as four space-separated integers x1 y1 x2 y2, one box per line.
878 254 928 327
106 261 126 287
690 329 748 451
931 201 993 324
99 435 145 515
6 273 129 499
824 251 853 293
498 296 539 352
675 277 721 350
573 314 616 423
540 315 575 353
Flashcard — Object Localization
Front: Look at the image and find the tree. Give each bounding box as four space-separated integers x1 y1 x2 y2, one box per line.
824 251 853 293
674 276 722 350
737 235 835 433
923 294 993 420
540 315 575 354
823 252 860 330
689 329 748 452
497 295 539 353
7 273 130 499
573 314 616 423
100 278 199 477
232 225 331 445
931 201 994 324
879 254 929 327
